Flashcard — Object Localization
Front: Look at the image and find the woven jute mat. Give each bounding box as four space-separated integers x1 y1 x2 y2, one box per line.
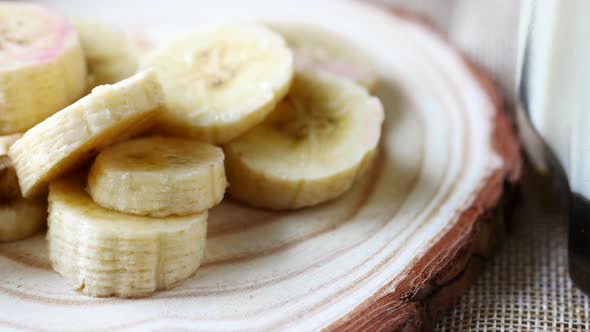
382 0 590 330
436 167 590 331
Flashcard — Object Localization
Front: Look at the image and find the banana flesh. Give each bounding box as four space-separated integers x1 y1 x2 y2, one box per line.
9 70 163 198
0 133 22 155
224 71 384 209
0 134 47 242
48 175 208 298
0 155 20 201
0 198 47 242
0 3 87 134
88 136 226 217
144 23 294 144
0 13 389 298
70 19 139 88
0 134 22 200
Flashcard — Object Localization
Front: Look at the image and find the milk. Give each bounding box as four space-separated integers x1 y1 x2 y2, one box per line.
519 0 590 195
519 0 590 292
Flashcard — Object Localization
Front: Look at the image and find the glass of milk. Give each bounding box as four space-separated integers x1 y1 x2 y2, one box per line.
518 0 590 292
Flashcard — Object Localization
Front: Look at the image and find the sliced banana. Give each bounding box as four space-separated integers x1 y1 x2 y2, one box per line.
0 134 46 242
224 71 384 210
0 133 22 155
0 198 47 242
88 136 226 217
274 24 378 91
0 155 20 201
70 19 138 88
9 70 163 198
48 175 208 298
0 134 22 200
129 32 156 63
0 2 87 134
144 23 294 144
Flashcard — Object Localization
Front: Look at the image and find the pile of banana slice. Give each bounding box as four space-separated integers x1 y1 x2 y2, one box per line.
0 2 384 298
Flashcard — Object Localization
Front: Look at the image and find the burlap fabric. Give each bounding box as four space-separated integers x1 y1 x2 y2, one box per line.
437 170 589 331
382 0 590 330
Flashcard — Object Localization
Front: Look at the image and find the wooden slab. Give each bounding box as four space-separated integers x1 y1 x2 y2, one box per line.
0 1 521 331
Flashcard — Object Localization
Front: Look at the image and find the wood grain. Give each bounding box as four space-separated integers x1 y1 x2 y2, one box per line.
0 1 521 331
324 7 522 331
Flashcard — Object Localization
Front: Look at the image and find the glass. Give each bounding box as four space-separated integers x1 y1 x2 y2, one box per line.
518 0 590 292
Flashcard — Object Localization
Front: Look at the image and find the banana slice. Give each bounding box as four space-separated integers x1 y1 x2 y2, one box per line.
0 134 46 242
48 175 207 298
0 198 47 242
144 23 294 144
0 134 22 199
129 32 156 63
0 134 23 200
0 133 22 155
0 155 20 201
70 19 138 88
88 136 226 217
274 24 378 91
224 71 384 210
0 3 87 134
9 70 163 198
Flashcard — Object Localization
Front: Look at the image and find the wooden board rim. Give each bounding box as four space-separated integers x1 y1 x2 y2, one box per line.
326 4 523 331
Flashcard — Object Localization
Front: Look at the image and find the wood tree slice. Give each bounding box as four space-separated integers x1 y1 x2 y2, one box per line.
0 1 521 331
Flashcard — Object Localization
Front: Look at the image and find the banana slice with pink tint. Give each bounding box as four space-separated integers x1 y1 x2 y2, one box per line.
0 2 87 134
